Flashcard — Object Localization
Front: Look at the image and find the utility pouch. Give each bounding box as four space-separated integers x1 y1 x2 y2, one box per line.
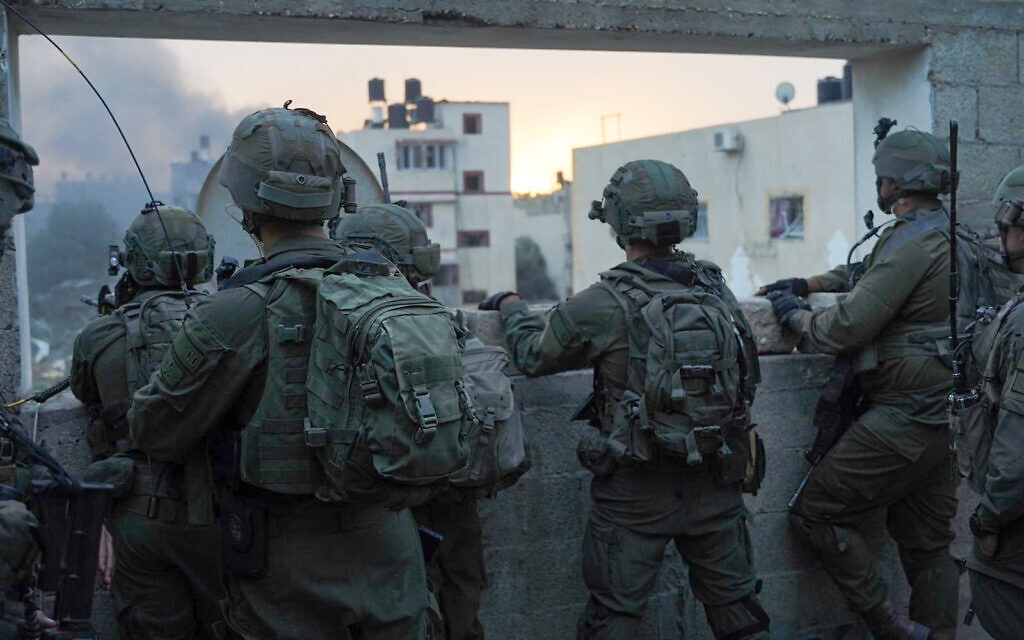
220 497 268 579
742 430 767 495
710 433 745 487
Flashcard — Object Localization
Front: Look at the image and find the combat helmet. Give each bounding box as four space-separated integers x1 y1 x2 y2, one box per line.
117 204 215 287
993 165 1024 230
0 118 38 233
872 129 951 195
588 159 699 248
334 203 440 282
218 102 349 231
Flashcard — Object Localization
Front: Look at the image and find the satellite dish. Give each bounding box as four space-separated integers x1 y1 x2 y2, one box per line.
775 82 796 107
196 141 385 263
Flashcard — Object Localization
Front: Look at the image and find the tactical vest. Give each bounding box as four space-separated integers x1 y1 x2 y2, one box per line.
93 290 205 450
852 210 1019 374
588 261 760 488
238 267 336 498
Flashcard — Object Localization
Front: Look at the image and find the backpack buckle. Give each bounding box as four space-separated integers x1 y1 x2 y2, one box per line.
357 365 385 407
413 386 439 444
303 418 327 448
277 324 306 344
482 407 497 430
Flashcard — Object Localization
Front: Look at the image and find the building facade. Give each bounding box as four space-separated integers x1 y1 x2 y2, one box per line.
340 95 516 308
570 101 856 296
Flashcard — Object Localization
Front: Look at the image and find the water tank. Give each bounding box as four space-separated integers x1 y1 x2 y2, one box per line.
368 78 385 102
841 62 853 100
199 135 210 150
413 97 435 123
387 103 409 129
817 76 843 105
371 106 384 125
405 78 422 104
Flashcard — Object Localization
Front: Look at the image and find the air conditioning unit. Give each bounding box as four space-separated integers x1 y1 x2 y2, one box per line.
713 129 744 153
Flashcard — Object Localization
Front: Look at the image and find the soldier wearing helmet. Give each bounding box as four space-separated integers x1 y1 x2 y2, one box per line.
336 204 486 640
128 105 431 639
955 165 1024 640
760 128 958 640
69 204 224 640
0 117 38 246
481 160 772 640
333 202 440 290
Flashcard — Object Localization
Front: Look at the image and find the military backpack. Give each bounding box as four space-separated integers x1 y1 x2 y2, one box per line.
304 252 472 509
593 263 763 491
449 337 530 496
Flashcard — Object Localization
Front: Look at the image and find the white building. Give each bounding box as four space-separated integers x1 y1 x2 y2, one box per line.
340 89 515 309
512 177 572 301
570 100 856 296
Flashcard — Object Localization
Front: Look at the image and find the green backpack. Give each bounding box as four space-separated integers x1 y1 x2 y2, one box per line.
306 254 472 509
449 337 530 496
598 265 761 489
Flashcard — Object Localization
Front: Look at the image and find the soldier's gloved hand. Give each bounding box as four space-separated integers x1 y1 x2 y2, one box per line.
755 277 810 297
767 290 811 327
478 291 520 311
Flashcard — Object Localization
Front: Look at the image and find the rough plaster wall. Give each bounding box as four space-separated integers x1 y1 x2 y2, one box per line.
0 244 18 401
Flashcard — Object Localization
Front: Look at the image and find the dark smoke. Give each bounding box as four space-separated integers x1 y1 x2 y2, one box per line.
20 36 257 215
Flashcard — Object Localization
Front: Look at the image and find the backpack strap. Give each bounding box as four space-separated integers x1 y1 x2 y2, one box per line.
598 272 654 400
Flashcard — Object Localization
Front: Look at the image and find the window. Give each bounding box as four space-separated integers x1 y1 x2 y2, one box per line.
396 142 450 170
434 264 459 286
463 171 484 194
457 230 490 248
769 195 804 239
462 290 487 304
463 113 482 134
692 202 709 240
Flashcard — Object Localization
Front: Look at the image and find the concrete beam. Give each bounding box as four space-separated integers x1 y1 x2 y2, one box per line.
3 0 968 57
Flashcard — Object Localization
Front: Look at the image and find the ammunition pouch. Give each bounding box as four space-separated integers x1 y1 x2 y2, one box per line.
220 497 269 579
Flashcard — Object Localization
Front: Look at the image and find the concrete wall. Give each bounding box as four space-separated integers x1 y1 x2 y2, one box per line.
27 303 979 640
570 102 856 296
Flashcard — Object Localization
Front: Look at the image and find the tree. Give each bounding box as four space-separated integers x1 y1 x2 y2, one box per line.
515 236 557 302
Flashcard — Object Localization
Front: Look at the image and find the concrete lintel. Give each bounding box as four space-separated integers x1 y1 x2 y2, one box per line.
7 1 940 59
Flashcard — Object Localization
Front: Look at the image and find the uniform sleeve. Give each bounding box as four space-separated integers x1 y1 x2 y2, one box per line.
499 285 621 377
808 264 852 293
978 339 1024 529
128 289 265 462
70 317 124 407
788 240 933 354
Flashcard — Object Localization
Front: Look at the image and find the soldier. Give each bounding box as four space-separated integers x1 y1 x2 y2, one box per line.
335 203 487 640
763 129 958 640
70 204 224 640
957 165 1024 640
0 117 37 246
480 160 771 640
128 105 430 639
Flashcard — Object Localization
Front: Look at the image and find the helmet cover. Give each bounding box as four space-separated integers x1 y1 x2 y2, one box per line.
122 205 215 287
334 203 440 280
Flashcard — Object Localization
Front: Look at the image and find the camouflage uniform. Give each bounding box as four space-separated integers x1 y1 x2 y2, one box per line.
71 206 225 640
130 107 430 640
775 130 960 640
495 160 771 640
962 288 1024 640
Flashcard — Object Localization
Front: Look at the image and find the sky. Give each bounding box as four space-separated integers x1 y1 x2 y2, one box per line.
19 36 844 198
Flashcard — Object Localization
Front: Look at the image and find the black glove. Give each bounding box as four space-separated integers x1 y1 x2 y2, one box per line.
478 291 518 311
767 290 810 327
760 277 810 297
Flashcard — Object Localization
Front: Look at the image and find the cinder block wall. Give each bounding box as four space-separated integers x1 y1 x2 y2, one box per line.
30 325 973 640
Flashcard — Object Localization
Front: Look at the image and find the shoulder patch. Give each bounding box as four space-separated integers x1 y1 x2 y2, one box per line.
1012 354 1024 395
549 305 581 349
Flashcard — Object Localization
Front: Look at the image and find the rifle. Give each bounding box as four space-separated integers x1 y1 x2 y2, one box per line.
947 120 980 414
788 354 863 510
0 402 111 640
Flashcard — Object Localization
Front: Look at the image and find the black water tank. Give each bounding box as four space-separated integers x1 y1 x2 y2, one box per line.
405 78 422 104
817 76 842 105
368 78 385 102
841 62 853 100
413 97 435 123
387 103 409 129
